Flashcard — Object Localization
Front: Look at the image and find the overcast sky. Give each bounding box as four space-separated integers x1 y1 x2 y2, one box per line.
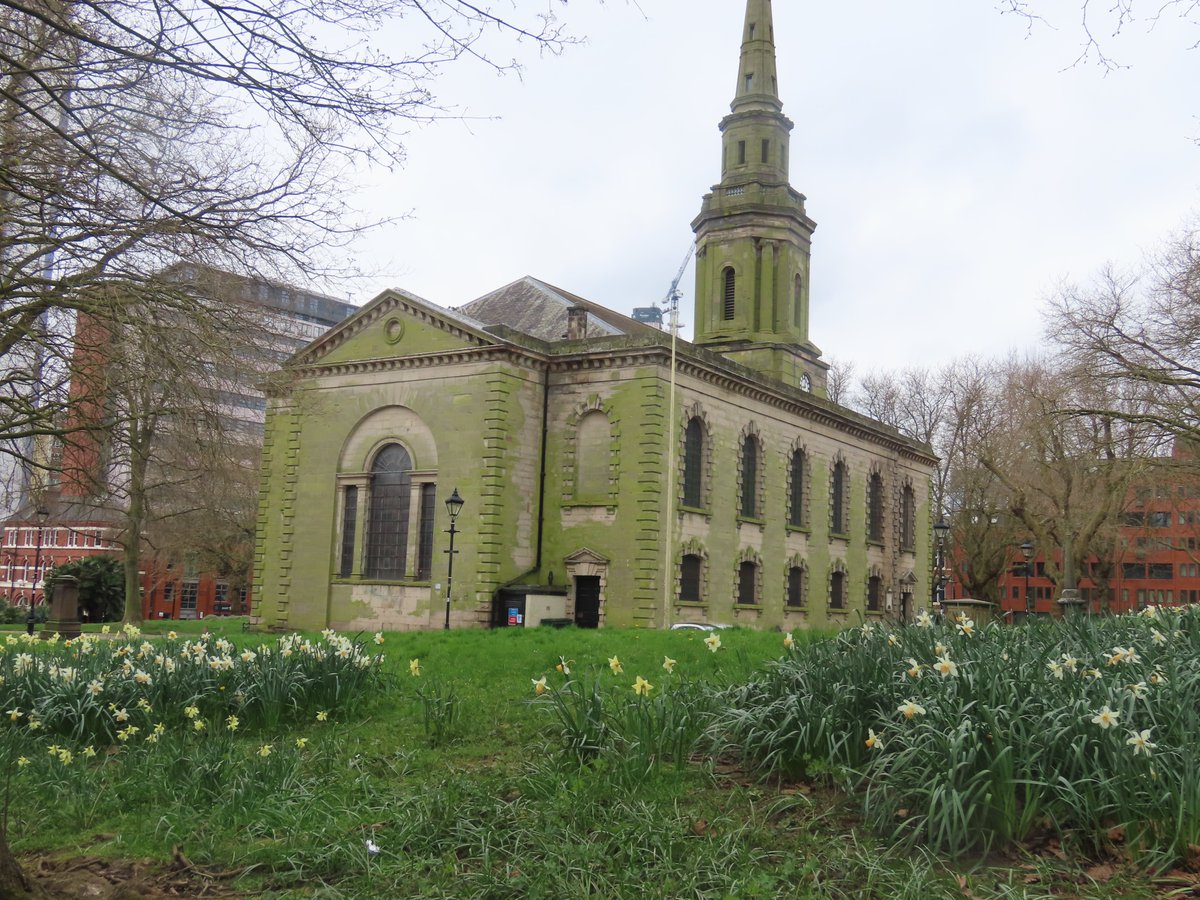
347 1 1200 375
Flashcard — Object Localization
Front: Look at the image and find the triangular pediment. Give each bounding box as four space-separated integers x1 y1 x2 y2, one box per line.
563 547 610 566
292 287 500 367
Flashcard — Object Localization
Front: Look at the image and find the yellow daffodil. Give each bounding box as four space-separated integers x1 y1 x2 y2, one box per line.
83 746 96 758
1126 681 1149 699
409 658 421 677
101 625 111 634
887 633 900 647
783 632 795 650
1126 728 1156 756
934 641 948 657
316 710 329 722
915 610 933 627
258 744 272 758
955 618 975 638
184 705 199 719
226 715 240 732
898 700 926 720
933 656 958 678
633 675 652 697
608 655 623 674
193 719 206 731
296 737 308 749
374 632 385 645
113 707 129 723
556 657 571 675
1150 671 1167 685
6 708 20 722
662 656 677 673
1085 668 1102 681
532 676 547 696
704 633 722 653
865 728 883 750
1151 629 1167 645
1091 705 1120 729
905 658 922 679
16 757 28 767
1061 654 1079 672
153 723 165 736
1047 660 1064 679
167 631 177 639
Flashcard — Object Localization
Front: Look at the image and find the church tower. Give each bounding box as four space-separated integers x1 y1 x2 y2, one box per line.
691 0 826 394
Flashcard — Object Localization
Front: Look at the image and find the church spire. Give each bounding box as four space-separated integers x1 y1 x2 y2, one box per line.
734 0 781 113
690 0 826 395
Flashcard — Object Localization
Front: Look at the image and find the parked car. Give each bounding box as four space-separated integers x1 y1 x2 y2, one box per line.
669 622 729 632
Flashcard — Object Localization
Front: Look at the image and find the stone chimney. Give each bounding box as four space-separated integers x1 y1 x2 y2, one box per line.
566 306 588 341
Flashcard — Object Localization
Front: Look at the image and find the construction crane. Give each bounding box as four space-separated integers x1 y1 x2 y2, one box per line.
632 245 693 333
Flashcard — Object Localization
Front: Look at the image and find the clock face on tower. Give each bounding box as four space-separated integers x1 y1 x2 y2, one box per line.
800 373 812 392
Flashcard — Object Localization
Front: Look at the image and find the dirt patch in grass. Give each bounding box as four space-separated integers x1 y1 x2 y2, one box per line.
17 850 249 898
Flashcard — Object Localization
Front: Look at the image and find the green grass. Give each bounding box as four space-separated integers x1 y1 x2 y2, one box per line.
0 622 1173 898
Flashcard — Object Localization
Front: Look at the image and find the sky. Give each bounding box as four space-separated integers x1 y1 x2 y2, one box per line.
347 1 1200 375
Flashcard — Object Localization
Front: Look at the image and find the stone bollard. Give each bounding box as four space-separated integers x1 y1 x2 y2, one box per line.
42 574 82 639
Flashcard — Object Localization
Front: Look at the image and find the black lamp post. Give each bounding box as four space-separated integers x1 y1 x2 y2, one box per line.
27 504 49 635
933 519 950 614
443 488 464 631
1020 540 1034 616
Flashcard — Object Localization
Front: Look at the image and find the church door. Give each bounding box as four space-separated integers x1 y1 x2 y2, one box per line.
574 576 601 628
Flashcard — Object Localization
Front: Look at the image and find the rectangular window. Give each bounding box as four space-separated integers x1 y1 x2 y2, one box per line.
416 483 436 580
339 486 358 578
1123 562 1147 579
1148 563 1173 580
737 140 746 165
1148 511 1171 528
787 567 804 608
681 555 702 603
180 580 198 610
737 561 757 605
761 139 769 163
214 582 230 613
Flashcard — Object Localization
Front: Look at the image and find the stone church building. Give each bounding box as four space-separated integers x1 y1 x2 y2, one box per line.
253 0 939 632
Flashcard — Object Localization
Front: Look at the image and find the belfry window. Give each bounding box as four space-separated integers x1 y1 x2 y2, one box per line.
722 267 736 320
365 444 413 579
761 139 769 163
744 73 753 92
737 140 746 165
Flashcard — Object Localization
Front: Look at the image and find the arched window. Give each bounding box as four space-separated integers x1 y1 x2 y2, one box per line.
867 574 882 611
787 565 806 608
737 560 758 605
793 273 803 328
680 554 703 603
722 267 736 320
575 411 609 499
901 484 916 552
365 444 413 579
831 460 848 535
740 434 760 518
868 472 884 542
830 569 846 609
683 417 705 509
788 448 806 528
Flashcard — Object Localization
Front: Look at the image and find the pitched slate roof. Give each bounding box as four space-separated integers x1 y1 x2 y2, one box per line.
460 276 662 343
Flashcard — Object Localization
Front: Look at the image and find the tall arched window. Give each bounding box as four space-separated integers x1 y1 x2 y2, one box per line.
365 444 413 579
683 417 705 509
830 569 846 609
867 574 882 611
787 564 806 608
868 472 884 542
737 560 758 605
740 434 760 518
722 267 736 320
788 448 806 527
831 460 848 535
680 554 703 603
901 484 916 552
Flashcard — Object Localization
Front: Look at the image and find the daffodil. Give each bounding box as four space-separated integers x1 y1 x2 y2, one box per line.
1126 681 1149 699
608 655 624 674
955 618 975 638
1060 654 1079 672
633 675 652 696
409 658 421 677
167 631 178 639
193 719 206 732
82 746 96 759
113 707 129 723
1151 629 1167 645
898 699 926 720
783 632 795 650
1091 705 1120 729
1047 660 1064 679
887 633 900 647
1150 671 1168 685
933 656 958 678
374 632 385 645
865 728 883 750
258 744 272 758
296 737 309 749
905 658 922 679
316 710 329 722
6 708 20 722
184 704 200 719
532 676 547 696
226 715 240 732
704 633 722 653
934 642 948 657
915 609 933 627
556 657 571 675
16 757 28 767
1126 728 1156 756
662 656 677 673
